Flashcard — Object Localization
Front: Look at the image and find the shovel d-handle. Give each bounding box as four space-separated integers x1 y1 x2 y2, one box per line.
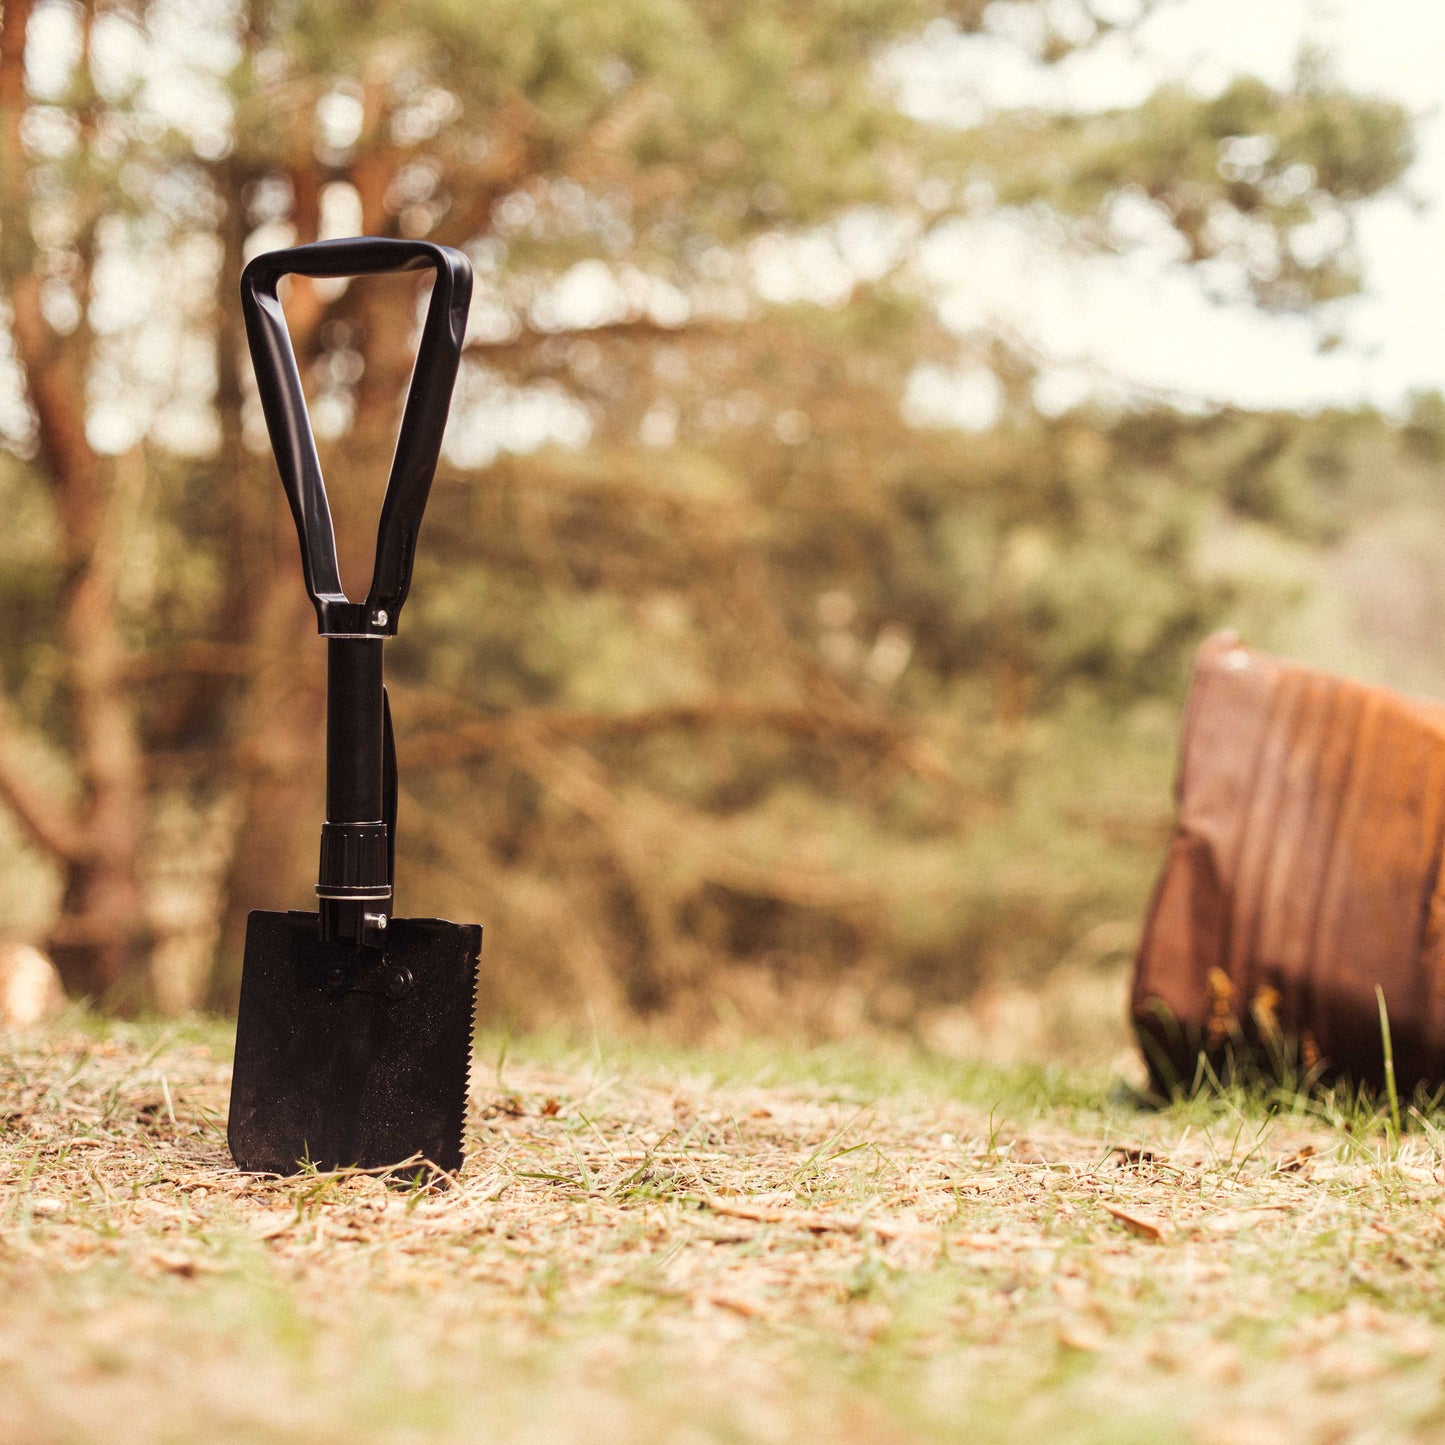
240 236 473 638
240 238 472 949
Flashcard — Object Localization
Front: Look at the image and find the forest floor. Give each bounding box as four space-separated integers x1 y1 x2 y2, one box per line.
3 1013 1445 1444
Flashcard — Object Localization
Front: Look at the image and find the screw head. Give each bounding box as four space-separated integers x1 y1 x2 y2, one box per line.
372 609 389 627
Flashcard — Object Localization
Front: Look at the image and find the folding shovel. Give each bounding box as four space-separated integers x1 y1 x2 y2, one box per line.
228 238 480 1177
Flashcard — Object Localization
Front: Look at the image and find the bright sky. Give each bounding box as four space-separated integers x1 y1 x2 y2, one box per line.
904 0 1445 416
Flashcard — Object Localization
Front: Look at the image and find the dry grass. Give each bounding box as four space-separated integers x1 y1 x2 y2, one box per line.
4 1014 1445 1444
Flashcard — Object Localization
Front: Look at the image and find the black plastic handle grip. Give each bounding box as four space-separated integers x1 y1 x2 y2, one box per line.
241 237 473 636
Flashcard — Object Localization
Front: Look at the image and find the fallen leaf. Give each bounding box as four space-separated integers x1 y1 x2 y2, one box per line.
1108 1146 1160 1168
700 1291 769 1319
953 1177 1004 1193
540 1098 561 1118
1103 1203 1171 1243
699 1196 930 1241
1277 1146 1316 1175
149 1252 218 1278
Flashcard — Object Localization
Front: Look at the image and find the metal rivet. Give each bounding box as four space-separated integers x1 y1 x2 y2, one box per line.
372 609 388 627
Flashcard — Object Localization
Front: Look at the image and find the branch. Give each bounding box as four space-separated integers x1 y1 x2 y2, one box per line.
0 693 85 862
463 314 729 358
401 699 893 762
399 697 954 783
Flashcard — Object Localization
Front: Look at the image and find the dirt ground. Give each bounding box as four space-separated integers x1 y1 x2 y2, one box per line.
4 1016 1445 1444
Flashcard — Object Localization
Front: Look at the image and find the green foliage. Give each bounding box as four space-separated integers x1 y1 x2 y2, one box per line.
961 69 1411 309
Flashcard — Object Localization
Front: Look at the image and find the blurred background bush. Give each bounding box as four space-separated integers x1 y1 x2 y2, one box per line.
0 0 1438 1039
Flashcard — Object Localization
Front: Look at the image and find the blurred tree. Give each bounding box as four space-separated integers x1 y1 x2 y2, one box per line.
0 0 1423 1022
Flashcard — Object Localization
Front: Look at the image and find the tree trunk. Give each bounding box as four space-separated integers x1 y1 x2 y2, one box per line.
47 467 150 1001
0 0 151 1002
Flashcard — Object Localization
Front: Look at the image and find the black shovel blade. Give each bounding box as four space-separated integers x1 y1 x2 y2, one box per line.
228 910 481 1176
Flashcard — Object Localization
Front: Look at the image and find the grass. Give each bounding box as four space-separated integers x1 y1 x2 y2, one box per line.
5 1011 1445 1443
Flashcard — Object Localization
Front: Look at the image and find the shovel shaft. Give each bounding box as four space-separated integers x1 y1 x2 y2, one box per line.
318 637 390 945
327 638 384 823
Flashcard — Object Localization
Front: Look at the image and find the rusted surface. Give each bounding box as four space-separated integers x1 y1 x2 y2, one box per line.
1133 632 1445 1094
